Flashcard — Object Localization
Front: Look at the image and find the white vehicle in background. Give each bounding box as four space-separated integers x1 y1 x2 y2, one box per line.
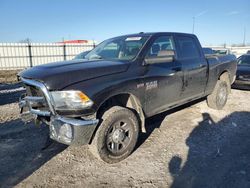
206 47 250 58
212 48 232 55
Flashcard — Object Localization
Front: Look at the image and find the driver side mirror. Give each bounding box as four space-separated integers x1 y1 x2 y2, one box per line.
144 50 175 65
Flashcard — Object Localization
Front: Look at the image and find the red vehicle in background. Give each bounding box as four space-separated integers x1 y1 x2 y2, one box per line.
58 40 89 44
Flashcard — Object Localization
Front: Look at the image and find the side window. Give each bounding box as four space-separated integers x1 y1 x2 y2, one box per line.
146 36 174 57
176 36 200 59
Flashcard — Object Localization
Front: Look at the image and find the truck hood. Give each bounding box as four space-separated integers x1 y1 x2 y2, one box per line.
19 59 130 90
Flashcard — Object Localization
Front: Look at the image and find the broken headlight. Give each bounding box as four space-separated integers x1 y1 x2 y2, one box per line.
50 90 93 110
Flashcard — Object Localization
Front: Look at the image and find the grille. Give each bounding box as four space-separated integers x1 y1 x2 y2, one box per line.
25 85 43 97
23 84 49 110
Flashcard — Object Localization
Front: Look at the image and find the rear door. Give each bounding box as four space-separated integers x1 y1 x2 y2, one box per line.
175 35 208 99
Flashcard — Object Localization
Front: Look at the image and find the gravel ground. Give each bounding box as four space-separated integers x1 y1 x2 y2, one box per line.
0 70 21 83
0 86 250 188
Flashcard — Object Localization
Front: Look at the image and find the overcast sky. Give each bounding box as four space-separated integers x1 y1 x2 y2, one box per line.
0 0 249 45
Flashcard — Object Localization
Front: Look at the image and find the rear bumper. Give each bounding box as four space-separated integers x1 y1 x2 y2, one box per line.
19 78 98 145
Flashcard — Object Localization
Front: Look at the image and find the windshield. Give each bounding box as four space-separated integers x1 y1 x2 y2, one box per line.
85 36 149 61
74 51 90 60
238 55 250 65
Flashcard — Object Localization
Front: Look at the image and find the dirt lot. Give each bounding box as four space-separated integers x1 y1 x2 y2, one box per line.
0 84 250 188
0 70 22 83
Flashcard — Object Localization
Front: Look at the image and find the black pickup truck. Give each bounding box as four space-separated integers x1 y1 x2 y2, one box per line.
18 32 237 163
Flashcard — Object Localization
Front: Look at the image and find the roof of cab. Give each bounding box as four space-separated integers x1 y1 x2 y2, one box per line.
117 32 196 38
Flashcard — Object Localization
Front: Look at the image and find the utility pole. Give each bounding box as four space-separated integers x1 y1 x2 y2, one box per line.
192 17 195 34
243 27 246 46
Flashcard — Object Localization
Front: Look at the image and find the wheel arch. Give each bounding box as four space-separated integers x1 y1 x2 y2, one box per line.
218 70 231 93
89 92 146 144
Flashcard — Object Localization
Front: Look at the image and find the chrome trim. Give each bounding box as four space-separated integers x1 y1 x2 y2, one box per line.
50 116 99 145
19 100 26 108
30 108 51 116
24 96 44 103
53 116 99 127
21 77 56 115
19 98 51 117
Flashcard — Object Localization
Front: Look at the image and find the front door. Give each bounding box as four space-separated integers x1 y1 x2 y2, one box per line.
143 35 183 117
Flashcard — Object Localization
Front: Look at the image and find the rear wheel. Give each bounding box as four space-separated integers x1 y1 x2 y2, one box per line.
207 80 229 110
89 106 139 163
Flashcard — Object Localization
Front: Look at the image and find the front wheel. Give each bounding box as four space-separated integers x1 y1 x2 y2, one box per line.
89 106 139 163
207 80 229 110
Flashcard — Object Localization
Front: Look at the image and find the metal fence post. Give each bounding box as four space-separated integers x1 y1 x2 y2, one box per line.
28 44 33 67
63 44 66 60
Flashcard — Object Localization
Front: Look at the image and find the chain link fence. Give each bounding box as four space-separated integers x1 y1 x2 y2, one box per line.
0 43 95 70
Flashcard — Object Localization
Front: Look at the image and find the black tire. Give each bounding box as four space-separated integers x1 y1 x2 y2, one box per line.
89 106 139 163
207 80 229 110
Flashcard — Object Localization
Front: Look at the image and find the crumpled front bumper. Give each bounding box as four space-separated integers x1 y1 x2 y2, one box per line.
49 116 98 145
19 77 98 145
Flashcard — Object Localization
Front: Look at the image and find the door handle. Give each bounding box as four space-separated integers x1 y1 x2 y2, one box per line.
169 66 182 76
